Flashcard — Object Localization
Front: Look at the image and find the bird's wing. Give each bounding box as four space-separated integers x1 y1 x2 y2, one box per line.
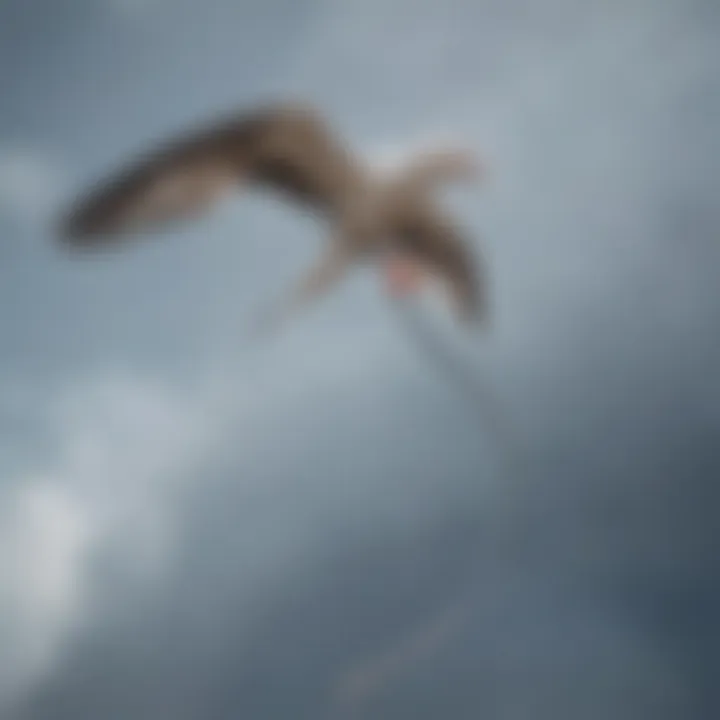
398 148 482 192
60 104 363 246
400 215 487 324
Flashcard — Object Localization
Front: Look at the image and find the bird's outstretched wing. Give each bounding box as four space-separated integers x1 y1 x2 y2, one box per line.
60 103 363 247
397 148 483 193
400 215 487 325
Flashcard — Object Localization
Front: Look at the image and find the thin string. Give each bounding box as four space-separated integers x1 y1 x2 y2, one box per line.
389 296 522 477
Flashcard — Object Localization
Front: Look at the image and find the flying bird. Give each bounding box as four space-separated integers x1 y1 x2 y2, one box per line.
60 102 487 333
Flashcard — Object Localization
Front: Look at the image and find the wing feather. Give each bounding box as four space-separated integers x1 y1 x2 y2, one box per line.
60 104 361 246
401 216 486 324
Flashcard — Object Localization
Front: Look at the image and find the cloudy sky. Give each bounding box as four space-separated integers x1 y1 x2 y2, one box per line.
1 0 719 718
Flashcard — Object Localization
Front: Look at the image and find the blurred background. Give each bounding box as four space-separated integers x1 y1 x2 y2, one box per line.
1 0 719 718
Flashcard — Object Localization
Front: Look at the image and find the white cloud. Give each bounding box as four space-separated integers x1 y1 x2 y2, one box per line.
0 318 398 714
0 371 222 714
0 481 93 707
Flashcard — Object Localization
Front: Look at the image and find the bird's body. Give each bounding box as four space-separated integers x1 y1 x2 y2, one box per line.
61 102 487 330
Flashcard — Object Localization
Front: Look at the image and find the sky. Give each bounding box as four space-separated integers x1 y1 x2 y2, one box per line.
1 0 719 718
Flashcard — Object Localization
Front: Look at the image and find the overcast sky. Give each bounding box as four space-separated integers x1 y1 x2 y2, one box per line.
1 0 719 718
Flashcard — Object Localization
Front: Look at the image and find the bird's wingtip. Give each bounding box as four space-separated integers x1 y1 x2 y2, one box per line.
55 211 90 249
55 197 120 250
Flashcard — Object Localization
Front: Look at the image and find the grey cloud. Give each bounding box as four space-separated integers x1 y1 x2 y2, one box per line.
2 0 719 718
12 305 720 718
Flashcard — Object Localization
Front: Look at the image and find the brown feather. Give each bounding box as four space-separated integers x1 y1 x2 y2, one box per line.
397 213 486 323
60 104 362 246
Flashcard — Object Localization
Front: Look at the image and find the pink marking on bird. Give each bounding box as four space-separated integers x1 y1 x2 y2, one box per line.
384 254 428 297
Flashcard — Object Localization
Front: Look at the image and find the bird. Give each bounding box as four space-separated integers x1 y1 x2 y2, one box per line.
59 102 487 334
